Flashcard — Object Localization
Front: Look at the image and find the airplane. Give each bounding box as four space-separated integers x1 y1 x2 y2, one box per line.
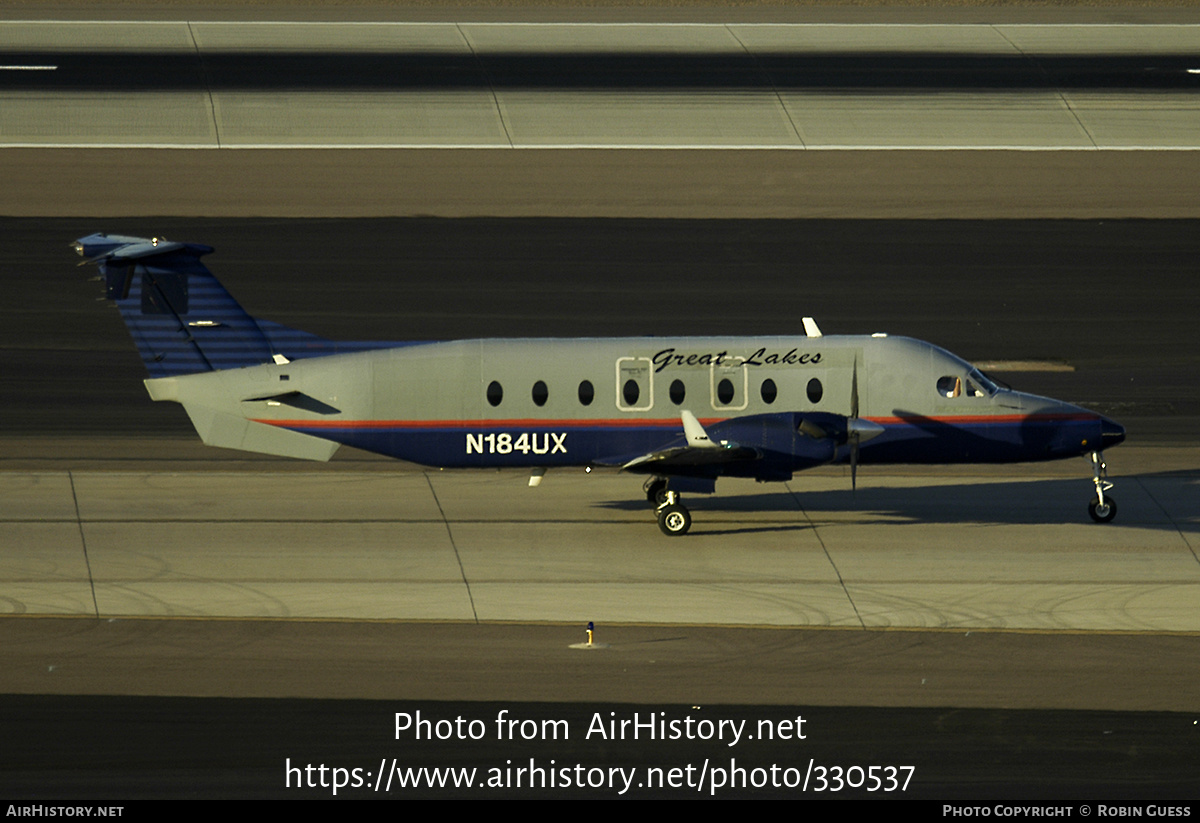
71 232 1126 536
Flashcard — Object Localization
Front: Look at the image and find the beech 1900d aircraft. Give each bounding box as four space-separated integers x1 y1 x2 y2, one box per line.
73 233 1126 536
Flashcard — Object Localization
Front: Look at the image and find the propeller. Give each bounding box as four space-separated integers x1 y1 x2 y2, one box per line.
794 355 881 488
849 359 860 492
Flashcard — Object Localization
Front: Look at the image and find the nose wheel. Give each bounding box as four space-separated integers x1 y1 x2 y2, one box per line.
656 490 692 536
1088 451 1117 523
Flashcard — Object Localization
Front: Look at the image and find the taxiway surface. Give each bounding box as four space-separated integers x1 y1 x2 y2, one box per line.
4 455 1198 631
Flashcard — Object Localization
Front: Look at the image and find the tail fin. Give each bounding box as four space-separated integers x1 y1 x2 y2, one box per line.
74 233 345 461
73 233 330 377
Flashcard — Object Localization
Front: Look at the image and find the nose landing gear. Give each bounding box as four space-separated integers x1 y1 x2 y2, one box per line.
1088 451 1117 523
643 476 669 506
655 490 692 536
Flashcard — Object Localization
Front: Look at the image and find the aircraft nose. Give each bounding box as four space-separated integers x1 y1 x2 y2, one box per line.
1100 417 1126 449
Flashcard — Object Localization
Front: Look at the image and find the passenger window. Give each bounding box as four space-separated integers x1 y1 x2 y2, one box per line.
616 356 652 412
532 380 548 407
761 378 777 404
669 379 685 405
578 380 594 406
716 378 735 405
623 379 640 406
806 378 823 405
487 380 503 407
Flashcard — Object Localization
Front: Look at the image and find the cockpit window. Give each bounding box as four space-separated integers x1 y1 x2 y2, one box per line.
968 368 998 396
939 370 997 399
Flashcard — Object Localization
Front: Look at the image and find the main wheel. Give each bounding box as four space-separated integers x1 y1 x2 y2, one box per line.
1088 496 1117 523
645 478 668 506
657 503 692 536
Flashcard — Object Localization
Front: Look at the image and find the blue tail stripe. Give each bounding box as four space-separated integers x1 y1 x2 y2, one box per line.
77 233 423 376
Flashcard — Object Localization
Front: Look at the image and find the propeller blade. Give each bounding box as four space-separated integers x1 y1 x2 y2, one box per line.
850 433 858 492
851 359 859 420
850 357 859 491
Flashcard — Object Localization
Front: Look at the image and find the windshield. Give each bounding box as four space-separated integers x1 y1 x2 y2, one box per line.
967 368 999 396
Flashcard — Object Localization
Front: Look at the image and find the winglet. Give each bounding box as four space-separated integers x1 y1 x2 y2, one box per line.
681 410 718 449
802 317 823 338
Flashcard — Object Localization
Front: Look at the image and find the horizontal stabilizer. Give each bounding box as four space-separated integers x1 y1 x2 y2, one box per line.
182 403 340 462
145 374 340 461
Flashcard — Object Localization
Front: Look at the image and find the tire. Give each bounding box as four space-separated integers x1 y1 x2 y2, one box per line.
657 503 692 536
645 478 668 506
1088 497 1117 523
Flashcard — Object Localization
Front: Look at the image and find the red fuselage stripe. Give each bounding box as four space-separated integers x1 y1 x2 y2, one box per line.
250 413 1098 429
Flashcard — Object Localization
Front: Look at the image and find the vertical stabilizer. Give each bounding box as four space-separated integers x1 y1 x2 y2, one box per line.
73 233 337 377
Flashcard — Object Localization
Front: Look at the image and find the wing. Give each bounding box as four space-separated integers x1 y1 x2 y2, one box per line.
619 411 759 473
601 409 886 483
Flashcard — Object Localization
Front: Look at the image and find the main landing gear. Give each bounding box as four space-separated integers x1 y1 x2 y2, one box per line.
1088 451 1117 523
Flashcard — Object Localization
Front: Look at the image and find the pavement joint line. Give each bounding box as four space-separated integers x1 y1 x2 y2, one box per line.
66 470 99 619
724 23 807 150
187 20 222 149
424 471 478 624
456 22 514 150
1134 474 1199 567
786 479 865 630
990 23 1101 151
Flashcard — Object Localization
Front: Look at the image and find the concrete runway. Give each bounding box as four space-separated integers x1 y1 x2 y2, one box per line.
3 18 1198 151
3 13 1200 218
